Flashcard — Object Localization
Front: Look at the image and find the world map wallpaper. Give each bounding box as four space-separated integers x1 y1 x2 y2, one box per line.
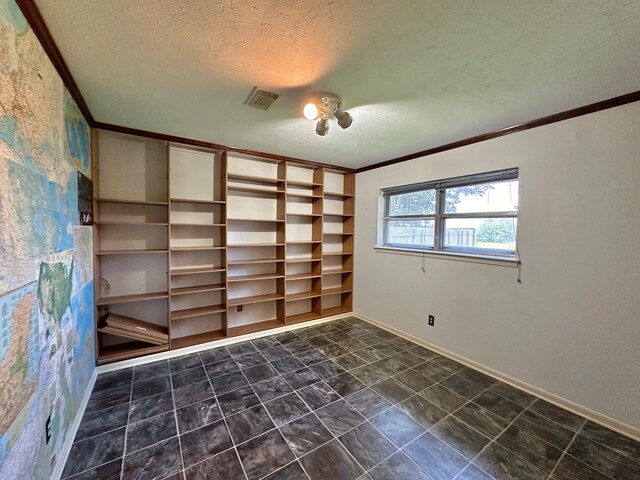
0 0 95 478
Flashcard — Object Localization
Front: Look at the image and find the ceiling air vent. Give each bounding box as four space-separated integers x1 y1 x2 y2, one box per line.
245 87 279 110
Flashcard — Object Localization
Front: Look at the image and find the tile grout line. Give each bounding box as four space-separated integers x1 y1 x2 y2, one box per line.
169 362 188 480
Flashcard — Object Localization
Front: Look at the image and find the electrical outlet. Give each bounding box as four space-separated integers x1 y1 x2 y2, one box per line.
237 305 243 312
428 315 435 326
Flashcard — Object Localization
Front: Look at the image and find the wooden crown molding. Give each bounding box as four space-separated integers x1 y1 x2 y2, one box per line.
15 0 95 124
15 0 640 175
356 89 640 173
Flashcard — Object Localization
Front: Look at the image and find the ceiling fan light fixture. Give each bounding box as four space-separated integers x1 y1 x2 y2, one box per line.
304 92 353 136
315 115 329 136
334 108 353 129
303 102 319 120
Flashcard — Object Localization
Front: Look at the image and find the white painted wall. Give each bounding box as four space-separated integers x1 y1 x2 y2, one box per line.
354 102 640 430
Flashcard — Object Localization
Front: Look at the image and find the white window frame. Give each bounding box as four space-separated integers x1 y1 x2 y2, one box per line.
380 168 519 259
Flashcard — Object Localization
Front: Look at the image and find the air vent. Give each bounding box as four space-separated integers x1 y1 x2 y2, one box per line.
245 87 279 110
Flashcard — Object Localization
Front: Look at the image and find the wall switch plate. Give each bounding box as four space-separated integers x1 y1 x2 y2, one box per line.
428 315 435 326
237 305 243 312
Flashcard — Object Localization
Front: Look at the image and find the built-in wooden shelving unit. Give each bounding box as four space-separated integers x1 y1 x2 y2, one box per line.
92 129 355 364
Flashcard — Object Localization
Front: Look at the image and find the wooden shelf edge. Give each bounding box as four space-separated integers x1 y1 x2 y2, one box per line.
171 284 226 295
286 312 321 324
171 330 225 349
171 304 226 320
97 342 169 365
228 274 284 283
286 291 321 302
228 293 284 306
228 319 283 337
98 198 168 206
97 291 169 305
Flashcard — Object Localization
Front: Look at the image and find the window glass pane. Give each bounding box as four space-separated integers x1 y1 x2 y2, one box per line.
444 217 517 253
388 189 436 216
444 180 518 214
386 219 435 247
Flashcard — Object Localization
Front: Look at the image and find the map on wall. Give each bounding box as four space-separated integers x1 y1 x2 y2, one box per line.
0 0 94 478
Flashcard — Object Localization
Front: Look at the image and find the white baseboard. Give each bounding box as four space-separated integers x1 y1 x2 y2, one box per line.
354 312 640 442
96 313 354 374
51 368 98 480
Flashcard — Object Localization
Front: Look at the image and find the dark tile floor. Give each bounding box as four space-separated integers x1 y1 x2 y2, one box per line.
62 317 640 480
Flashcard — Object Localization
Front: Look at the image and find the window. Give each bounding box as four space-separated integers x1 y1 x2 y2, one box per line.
381 168 519 257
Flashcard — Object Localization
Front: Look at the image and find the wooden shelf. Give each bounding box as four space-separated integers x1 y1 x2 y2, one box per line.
171 304 226 320
95 222 168 226
323 268 353 275
227 243 285 247
97 342 169 365
227 172 284 184
96 249 168 256
287 179 321 187
323 213 354 217
228 273 284 283
97 291 169 305
286 192 321 199
286 273 322 281
322 287 353 296
228 217 285 223
228 258 284 265
228 319 283 337
171 267 226 276
323 252 354 256
286 312 321 324
171 223 225 227
98 198 168 206
171 330 225 349
228 293 284 306
286 291 321 302
323 232 354 236
286 213 322 217
286 240 321 244
324 191 354 199
170 246 225 251
171 284 226 296
322 305 353 317
228 185 285 195
170 198 225 205
98 313 169 345
285 257 321 263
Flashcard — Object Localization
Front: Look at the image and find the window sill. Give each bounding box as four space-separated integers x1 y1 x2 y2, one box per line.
374 246 520 268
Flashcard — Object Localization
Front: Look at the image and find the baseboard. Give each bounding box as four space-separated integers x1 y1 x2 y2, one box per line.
96 313 354 374
51 368 98 480
353 312 640 442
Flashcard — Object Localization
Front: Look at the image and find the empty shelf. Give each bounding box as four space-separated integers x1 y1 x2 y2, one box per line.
286 179 321 187
286 291 321 302
322 268 353 274
286 273 322 281
171 267 226 276
324 191 354 199
285 257 321 263
171 284 226 295
286 192 321 199
322 305 353 317
228 258 284 265
286 312 321 324
228 218 285 223
170 246 225 251
323 252 354 256
97 291 169 305
171 304 226 320
171 223 225 227
96 249 168 255
98 198 168 206
171 330 225 349
228 319 283 337
227 172 285 184
228 293 284 306
322 287 353 295
171 198 225 204
323 213 354 217
228 273 284 283
227 243 285 247
95 222 168 226
228 185 285 195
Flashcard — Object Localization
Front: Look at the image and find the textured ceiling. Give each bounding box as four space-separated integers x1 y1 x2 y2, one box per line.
35 0 640 168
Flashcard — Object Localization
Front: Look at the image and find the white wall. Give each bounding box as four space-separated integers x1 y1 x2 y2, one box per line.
354 102 640 430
